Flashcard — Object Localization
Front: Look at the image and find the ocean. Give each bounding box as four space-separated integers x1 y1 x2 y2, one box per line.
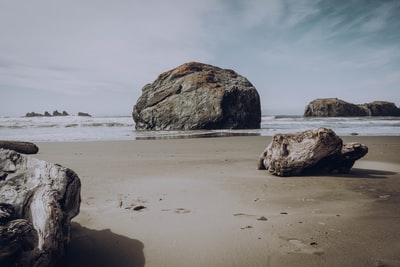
0 115 399 142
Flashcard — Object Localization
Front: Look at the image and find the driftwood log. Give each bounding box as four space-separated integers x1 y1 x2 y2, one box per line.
0 149 81 267
258 128 368 176
0 141 39 154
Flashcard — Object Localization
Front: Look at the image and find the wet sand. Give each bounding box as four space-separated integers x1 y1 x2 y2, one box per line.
35 136 400 267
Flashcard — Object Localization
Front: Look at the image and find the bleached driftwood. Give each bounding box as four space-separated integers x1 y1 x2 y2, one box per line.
258 128 368 176
0 149 81 267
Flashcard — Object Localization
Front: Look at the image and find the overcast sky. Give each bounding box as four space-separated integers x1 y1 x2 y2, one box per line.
1 0 399 116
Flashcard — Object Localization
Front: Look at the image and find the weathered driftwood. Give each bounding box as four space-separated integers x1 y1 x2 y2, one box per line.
0 149 81 267
258 128 368 176
0 141 39 154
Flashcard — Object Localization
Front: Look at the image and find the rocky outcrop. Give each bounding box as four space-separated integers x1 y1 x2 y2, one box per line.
0 149 81 267
258 128 368 176
25 112 43 117
0 141 39 154
304 98 400 117
77 112 91 117
24 111 76 117
52 110 69 116
132 62 261 130
360 101 400 116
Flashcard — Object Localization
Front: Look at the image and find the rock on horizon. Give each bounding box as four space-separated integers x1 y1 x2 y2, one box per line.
132 62 261 130
304 98 400 117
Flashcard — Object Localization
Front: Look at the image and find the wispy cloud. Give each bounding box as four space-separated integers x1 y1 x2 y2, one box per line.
359 1 400 32
0 0 217 95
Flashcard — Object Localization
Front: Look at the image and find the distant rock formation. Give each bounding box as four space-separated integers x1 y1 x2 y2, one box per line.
24 111 86 117
0 149 81 267
132 62 261 130
77 112 91 117
258 128 368 176
361 101 400 116
25 112 43 117
52 110 69 116
304 98 400 117
0 141 39 154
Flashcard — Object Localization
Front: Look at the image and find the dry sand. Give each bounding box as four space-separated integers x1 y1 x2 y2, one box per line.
35 136 400 267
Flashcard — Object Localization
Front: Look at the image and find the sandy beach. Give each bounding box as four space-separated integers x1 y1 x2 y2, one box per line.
34 136 400 267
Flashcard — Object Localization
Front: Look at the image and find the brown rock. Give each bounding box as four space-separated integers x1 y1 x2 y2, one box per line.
304 98 367 117
360 101 400 116
304 98 400 117
132 62 261 130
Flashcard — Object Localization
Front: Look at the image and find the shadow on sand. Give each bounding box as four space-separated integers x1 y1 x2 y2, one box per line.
60 222 145 267
337 168 397 179
302 168 397 179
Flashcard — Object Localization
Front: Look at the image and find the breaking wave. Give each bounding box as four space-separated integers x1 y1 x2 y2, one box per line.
0 115 399 141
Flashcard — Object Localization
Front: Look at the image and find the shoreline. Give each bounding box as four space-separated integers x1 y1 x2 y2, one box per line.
33 136 400 267
2 115 399 141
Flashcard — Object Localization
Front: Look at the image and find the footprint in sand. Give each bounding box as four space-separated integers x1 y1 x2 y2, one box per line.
161 208 191 213
233 213 255 217
174 208 191 214
233 213 268 221
280 237 325 256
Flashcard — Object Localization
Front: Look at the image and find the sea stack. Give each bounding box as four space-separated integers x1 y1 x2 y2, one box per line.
132 62 261 130
304 98 400 117
77 112 91 117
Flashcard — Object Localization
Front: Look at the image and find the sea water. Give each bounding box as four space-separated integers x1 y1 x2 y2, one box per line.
0 115 399 142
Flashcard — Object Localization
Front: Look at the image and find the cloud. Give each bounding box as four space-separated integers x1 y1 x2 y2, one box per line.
359 1 399 32
238 0 284 28
0 1 218 95
0 0 399 116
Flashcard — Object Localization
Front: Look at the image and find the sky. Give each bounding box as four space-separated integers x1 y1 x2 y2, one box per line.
1 0 399 116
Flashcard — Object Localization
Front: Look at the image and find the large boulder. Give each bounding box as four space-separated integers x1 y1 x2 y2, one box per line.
258 128 368 176
304 98 400 117
0 149 81 267
132 62 261 130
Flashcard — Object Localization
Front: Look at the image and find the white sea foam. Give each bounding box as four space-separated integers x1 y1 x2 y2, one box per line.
0 115 399 141
260 116 400 136
0 116 135 142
